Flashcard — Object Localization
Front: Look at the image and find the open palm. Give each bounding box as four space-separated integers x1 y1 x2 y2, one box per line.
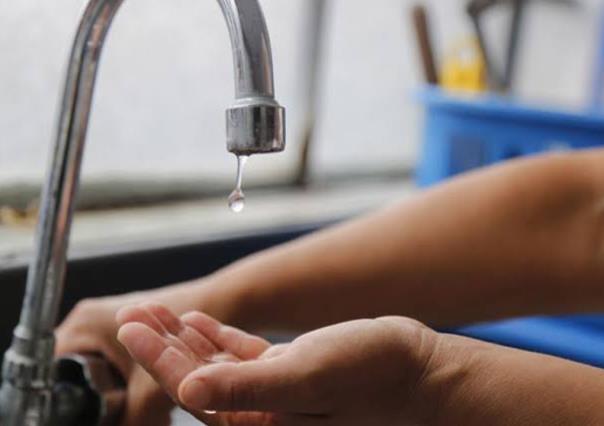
118 303 441 426
116 302 284 426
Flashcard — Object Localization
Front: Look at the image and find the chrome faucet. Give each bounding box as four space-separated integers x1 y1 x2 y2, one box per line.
0 1 285 424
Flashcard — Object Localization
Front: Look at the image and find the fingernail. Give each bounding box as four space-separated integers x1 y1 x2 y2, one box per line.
181 379 210 409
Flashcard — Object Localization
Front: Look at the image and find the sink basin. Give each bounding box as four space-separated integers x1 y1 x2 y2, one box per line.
2 219 604 380
0 223 323 352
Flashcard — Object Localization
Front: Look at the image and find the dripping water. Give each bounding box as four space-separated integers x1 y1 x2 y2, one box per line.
228 155 248 213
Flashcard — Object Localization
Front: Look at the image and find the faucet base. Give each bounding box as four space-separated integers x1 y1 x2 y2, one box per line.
0 330 55 425
0 382 53 426
0 353 123 426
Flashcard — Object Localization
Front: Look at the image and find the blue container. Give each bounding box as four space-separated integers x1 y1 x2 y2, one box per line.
416 88 604 367
417 87 604 186
454 315 604 368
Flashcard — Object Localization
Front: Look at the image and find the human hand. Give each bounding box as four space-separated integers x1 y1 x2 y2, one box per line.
116 303 442 426
56 295 178 425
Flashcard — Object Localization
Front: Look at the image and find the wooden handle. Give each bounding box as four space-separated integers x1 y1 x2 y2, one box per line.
411 4 439 85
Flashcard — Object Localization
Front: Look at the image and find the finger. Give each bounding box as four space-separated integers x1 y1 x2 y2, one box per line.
144 304 219 361
54 329 102 356
118 322 196 399
141 302 182 335
54 328 133 382
56 338 130 382
259 343 290 360
182 311 270 360
118 304 213 363
116 305 165 335
177 357 321 414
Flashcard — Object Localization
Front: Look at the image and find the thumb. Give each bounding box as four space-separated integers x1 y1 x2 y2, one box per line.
177 357 322 414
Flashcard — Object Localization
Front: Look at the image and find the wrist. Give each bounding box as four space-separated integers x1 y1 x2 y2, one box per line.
162 271 259 331
201 269 268 332
407 333 482 426
143 256 276 332
422 333 604 426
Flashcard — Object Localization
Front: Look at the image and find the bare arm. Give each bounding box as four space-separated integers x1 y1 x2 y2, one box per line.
57 149 604 424
188 149 604 332
115 303 604 426
434 332 604 426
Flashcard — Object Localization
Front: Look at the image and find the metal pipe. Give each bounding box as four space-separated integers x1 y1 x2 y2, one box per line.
0 0 285 424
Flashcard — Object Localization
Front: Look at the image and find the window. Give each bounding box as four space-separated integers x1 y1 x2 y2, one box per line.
1 0 600 261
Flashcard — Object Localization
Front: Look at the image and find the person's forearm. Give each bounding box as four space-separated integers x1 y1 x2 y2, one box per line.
431 333 604 426
184 150 604 332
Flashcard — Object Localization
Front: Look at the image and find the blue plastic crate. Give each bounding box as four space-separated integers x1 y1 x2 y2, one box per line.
416 87 604 186
415 88 604 367
453 315 604 368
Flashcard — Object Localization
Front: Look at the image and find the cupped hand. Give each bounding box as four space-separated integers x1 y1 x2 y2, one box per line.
117 303 442 426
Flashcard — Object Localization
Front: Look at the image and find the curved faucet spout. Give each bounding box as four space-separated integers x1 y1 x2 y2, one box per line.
0 0 285 424
218 0 275 98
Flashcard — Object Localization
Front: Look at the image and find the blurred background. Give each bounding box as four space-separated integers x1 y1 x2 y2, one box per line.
2 1 604 423
2 0 603 260
1 0 600 187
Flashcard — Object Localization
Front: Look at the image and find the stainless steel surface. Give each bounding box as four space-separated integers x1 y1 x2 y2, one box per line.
0 0 284 424
226 99 285 155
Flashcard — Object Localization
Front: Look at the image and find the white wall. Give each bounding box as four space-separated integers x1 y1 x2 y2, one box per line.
0 0 602 185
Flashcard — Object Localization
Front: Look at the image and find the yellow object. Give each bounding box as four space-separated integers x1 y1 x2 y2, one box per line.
440 37 487 93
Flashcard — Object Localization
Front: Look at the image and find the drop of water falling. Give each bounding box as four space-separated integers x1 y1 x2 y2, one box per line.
228 190 245 213
228 155 248 213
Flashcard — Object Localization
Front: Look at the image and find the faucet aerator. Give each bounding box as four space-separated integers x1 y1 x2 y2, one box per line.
226 101 286 156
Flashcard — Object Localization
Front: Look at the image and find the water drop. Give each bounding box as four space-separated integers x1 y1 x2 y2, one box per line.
228 155 248 213
228 190 245 213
